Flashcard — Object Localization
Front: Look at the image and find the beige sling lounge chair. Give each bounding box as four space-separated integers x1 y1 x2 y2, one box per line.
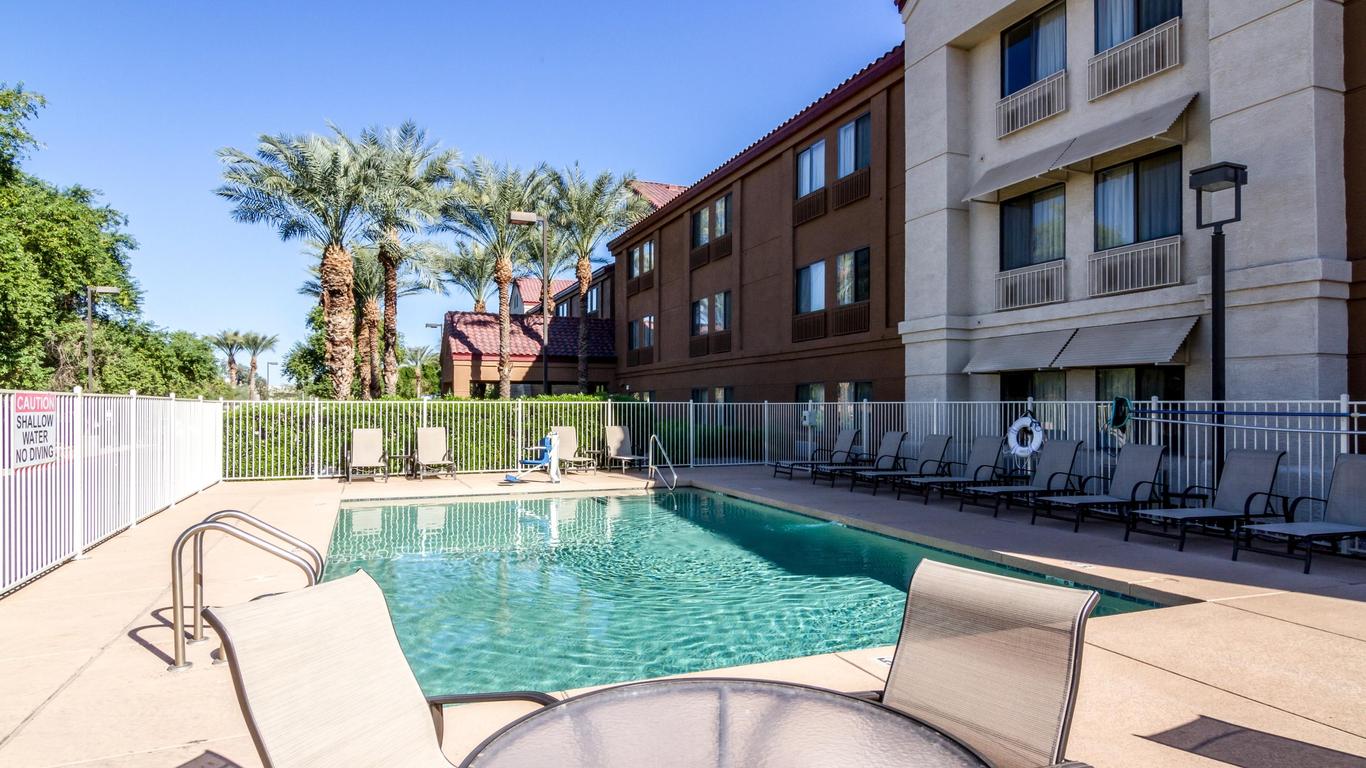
203 571 554 767
870 560 1099 768
551 426 597 473
410 427 456 480
345 428 389 483
604 425 648 472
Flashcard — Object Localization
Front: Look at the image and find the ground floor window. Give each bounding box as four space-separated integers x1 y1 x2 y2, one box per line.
1000 370 1067 402
1096 365 1184 402
836 381 873 403
691 386 734 405
795 383 825 403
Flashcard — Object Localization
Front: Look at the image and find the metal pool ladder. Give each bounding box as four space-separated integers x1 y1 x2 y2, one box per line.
647 433 678 491
167 509 323 672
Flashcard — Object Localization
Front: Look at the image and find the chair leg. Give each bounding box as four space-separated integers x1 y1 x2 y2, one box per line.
1303 541 1313 574
1177 522 1187 552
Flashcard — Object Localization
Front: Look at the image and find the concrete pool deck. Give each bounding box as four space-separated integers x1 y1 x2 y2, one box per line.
0 468 1363 766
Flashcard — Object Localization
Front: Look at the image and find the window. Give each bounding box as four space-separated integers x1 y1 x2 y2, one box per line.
714 194 732 237
795 262 826 313
713 386 733 403
1096 366 1184 402
690 387 709 404
1000 185 1065 271
555 302 569 317
628 315 654 350
838 114 872 178
1096 0 1181 52
712 291 730 332
1002 2 1067 96
586 285 599 315
642 240 654 272
835 248 870 305
1000 371 1067 401
796 140 826 197
628 245 641 278
690 297 710 336
691 208 710 248
836 381 874 403
796 383 826 403
1094 149 1181 251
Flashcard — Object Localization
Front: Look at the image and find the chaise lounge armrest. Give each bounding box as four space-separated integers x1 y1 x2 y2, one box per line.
427 690 557 744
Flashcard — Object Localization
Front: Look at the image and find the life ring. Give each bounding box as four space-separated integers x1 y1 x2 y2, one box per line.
1006 414 1045 458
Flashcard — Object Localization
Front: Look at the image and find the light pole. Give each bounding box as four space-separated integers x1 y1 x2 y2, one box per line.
1189 161 1248 473
85 285 120 391
265 361 278 399
509 210 552 395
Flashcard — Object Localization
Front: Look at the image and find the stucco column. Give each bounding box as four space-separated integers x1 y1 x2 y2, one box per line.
1206 0 1350 398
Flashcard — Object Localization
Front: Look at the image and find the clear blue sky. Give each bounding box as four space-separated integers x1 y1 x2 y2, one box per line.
4 1 903 381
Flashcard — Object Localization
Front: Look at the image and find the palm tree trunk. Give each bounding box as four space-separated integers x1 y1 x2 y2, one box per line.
369 308 381 400
321 242 356 400
495 254 513 399
357 315 373 400
379 233 400 397
576 254 591 392
226 356 238 387
249 356 260 401
473 297 486 313
541 284 552 396
414 364 423 398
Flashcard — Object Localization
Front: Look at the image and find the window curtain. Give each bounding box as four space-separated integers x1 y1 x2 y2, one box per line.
1137 151 1181 241
715 196 729 236
1096 0 1136 51
1139 0 1181 33
692 299 708 336
797 151 812 197
854 248 870 302
1034 3 1067 79
1001 196 1034 270
838 122 856 178
836 252 854 305
1095 164 1136 249
855 115 871 172
713 292 728 332
797 263 825 313
643 241 654 271
1032 186 1066 263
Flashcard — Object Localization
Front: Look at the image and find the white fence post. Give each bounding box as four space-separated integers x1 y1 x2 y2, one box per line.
688 401 696 468
421 398 428 428
1340 393 1351 456
861 400 870 452
1149 396 1160 446
932 398 940 433
516 400 524 456
127 390 137 529
166 393 176 508
72 386 87 560
311 398 321 479
762 401 770 465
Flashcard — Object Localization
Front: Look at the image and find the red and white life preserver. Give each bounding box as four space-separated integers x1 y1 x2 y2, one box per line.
1006 414 1045 458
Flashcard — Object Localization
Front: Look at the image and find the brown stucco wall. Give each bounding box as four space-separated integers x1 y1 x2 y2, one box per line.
441 357 616 397
1347 0 1365 397
612 66 906 402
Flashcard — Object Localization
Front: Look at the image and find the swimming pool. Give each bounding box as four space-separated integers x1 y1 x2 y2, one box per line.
324 489 1153 694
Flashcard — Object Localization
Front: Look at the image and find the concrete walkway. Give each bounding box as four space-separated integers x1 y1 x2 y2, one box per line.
0 468 1363 767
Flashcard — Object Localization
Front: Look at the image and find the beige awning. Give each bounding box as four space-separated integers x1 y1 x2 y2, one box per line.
1053 316 1197 368
1053 93 1196 168
962 140 1072 202
962 329 1077 374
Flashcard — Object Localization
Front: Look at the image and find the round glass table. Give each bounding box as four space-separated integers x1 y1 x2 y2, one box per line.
459 677 986 768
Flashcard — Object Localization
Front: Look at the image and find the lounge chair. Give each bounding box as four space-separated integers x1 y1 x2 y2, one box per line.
771 428 861 479
345 428 388 483
1234 453 1366 572
1126 449 1284 550
1032 443 1166 532
604 425 648 473
203 571 555 767
868 560 1098 768
508 433 561 483
894 435 1005 503
848 434 952 494
551 426 596 473
958 439 1083 517
408 427 455 480
811 430 905 486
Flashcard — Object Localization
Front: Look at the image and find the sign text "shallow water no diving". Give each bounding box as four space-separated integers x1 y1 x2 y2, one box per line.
10 391 57 470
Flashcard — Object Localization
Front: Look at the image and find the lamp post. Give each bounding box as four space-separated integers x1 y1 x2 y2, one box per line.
509 210 552 395
85 285 120 391
1189 161 1248 473
265 361 278 399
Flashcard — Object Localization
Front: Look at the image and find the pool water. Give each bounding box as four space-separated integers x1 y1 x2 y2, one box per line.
324 490 1152 694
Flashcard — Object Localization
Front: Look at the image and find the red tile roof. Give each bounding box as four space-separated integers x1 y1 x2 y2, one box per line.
629 180 688 209
515 277 575 309
443 312 615 360
608 44 905 251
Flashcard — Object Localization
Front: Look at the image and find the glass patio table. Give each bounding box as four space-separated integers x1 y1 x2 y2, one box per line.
459 677 986 768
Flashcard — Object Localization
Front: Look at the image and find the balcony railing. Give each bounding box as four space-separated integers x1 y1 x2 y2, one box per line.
712 232 733 261
689 335 710 358
689 243 710 270
831 301 870 336
792 311 827 342
832 167 871 209
1088 18 1182 101
996 70 1068 137
995 260 1065 311
793 189 826 226
710 329 732 354
1088 236 1181 297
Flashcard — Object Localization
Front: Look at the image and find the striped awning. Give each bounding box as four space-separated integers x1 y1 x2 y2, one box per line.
1053 316 1197 368
962 329 1077 374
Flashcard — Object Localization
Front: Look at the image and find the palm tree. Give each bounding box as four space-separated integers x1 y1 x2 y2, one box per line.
550 165 650 390
438 158 549 398
350 122 459 397
404 345 435 398
238 331 279 400
217 132 376 400
208 330 244 386
441 241 496 313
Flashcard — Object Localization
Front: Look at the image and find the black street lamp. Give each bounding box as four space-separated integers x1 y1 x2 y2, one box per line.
85 285 120 392
1189 162 1248 405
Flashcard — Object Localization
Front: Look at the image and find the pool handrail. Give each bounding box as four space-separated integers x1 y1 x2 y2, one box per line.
647 434 678 491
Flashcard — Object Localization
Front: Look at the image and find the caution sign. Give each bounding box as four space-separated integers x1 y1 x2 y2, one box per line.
11 392 57 470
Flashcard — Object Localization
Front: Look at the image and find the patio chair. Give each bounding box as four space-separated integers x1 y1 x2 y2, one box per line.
771 428 860 479
1126 449 1285 550
848 434 952 494
958 439 1083 517
811 430 904 486
872 560 1099 768
551 426 596 473
893 435 1005 503
345 428 388 483
1234 453 1366 573
604 425 648 473
1032 443 1166 533
508 433 561 484
409 427 455 480
203 571 555 767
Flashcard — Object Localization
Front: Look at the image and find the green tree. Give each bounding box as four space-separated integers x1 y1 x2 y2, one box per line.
217 133 376 400
403 345 435 398
438 159 549 398
350 122 459 397
0 83 46 179
551 165 650 391
282 306 331 398
442 240 496 312
238 331 278 400
208 330 243 385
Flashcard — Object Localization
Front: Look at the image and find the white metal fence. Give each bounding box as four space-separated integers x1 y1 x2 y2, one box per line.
1 389 222 594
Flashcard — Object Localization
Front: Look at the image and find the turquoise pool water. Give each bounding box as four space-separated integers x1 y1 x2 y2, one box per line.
324 490 1153 694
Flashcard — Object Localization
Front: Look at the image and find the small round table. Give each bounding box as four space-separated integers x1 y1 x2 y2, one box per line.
459 677 986 768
